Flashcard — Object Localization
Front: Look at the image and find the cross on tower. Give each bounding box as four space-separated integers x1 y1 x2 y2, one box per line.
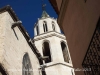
42 4 46 11
42 0 46 11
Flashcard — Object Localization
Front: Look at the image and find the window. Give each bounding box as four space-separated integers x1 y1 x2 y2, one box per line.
36 26 39 35
61 41 70 63
52 22 55 31
22 53 33 75
43 41 51 63
43 21 48 32
82 18 100 75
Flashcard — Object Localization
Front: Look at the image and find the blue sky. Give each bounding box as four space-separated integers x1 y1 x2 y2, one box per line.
0 0 57 38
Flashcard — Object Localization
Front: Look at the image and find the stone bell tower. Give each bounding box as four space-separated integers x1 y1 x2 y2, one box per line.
33 5 75 75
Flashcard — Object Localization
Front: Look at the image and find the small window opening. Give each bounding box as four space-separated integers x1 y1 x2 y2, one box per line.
52 24 55 31
36 26 39 35
43 21 48 32
52 21 55 31
61 42 70 63
43 42 51 63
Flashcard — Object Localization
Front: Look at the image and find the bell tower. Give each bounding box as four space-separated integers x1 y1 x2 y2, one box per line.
33 2 75 75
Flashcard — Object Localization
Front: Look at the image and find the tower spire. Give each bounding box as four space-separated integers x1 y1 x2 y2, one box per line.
41 0 50 18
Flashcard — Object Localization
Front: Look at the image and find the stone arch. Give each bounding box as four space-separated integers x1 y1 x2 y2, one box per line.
22 53 33 75
60 41 70 63
42 40 51 63
52 21 56 31
43 21 48 32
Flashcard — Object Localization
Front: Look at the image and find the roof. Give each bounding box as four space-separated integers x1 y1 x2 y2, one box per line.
0 5 19 21
0 5 42 63
41 10 50 18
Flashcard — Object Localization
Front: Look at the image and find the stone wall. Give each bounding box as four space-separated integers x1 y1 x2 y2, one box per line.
0 11 41 75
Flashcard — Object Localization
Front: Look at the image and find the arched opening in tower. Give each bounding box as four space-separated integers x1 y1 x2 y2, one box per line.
36 26 39 35
43 42 51 63
52 21 55 31
61 42 70 63
43 21 48 32
52 24 55 31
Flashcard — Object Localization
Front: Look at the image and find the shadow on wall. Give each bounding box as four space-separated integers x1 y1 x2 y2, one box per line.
0 64 7 75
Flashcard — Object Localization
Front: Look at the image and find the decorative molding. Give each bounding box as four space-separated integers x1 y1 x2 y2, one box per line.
34 31 66 41
46 62 73 68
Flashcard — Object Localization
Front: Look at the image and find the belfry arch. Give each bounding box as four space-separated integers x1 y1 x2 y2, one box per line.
42 41 51 63
61 41 70 63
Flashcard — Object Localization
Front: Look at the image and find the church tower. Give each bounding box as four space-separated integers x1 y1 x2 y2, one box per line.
33 5 75 75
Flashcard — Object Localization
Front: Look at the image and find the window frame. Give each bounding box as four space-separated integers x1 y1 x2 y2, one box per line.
22 53 33 75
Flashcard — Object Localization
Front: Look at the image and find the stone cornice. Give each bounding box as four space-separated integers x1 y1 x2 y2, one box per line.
34 31 66 41
39 62 73 69
46 62 73 68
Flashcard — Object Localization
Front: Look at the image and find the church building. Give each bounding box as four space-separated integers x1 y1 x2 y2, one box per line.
0 5 75 75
